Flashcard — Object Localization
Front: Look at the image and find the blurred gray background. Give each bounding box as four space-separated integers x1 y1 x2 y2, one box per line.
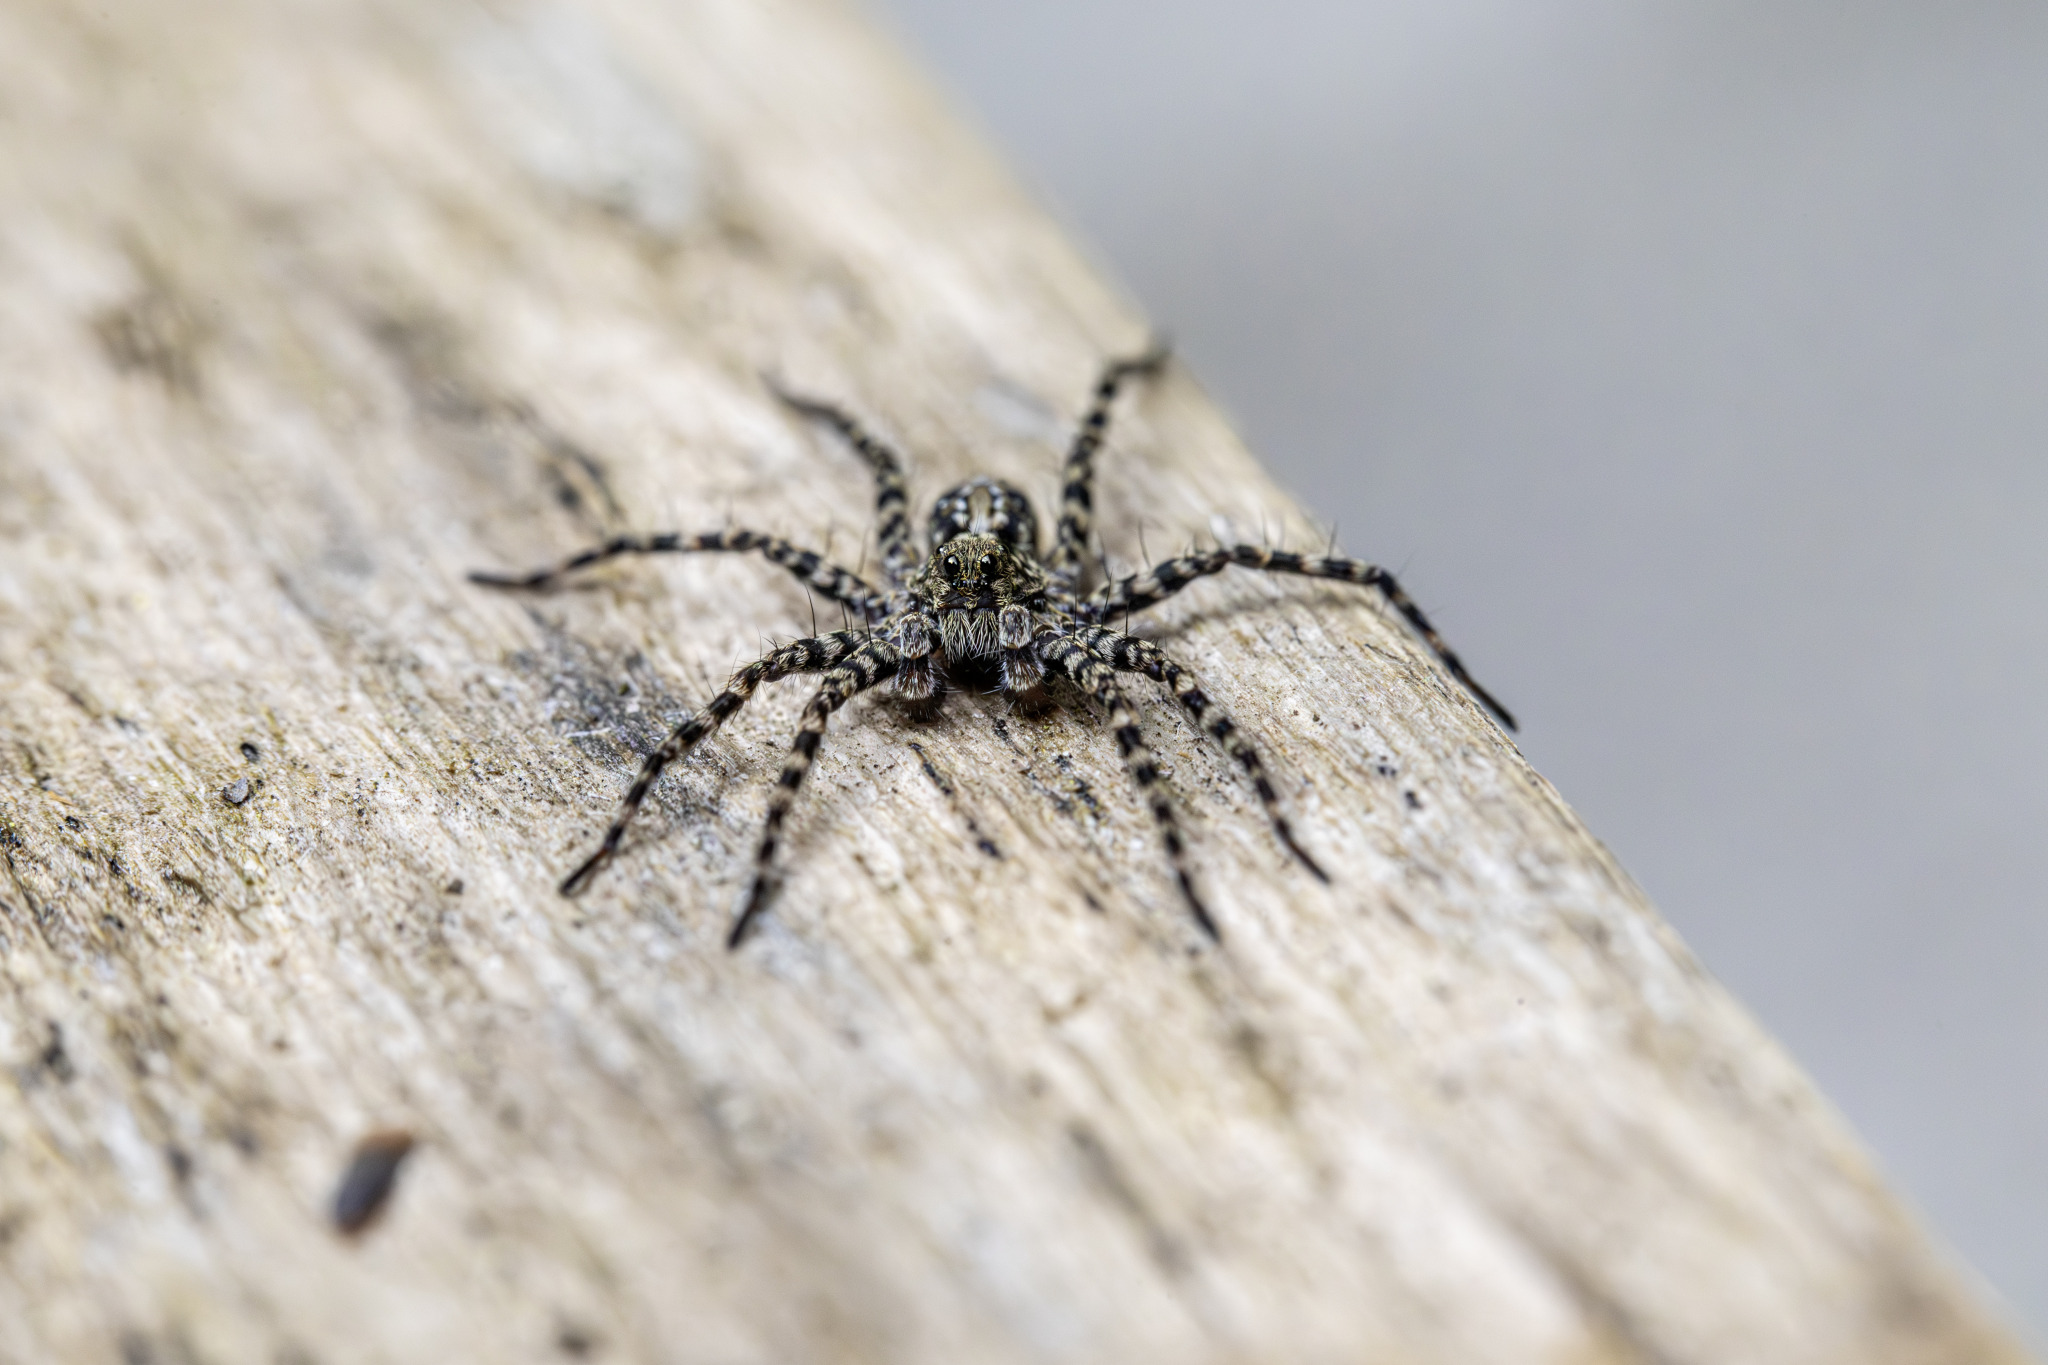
867 0 2048 1336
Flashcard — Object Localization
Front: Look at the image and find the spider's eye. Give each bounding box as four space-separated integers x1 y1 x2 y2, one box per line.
944 554 960 573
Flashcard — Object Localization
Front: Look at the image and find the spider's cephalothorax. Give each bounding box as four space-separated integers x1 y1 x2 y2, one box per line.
473 345 1515 947
907 513 1050 697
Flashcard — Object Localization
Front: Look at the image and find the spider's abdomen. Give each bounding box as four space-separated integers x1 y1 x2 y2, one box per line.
928 477 1038 553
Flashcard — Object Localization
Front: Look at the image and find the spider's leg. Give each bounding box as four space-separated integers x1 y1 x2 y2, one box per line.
1074 625 1326 882
1048 343 1171 585
470 529 884 618
1038 633 1219 941
729 639 901 948
559 631 866 897
1091 546 1517 731
768 383 920 588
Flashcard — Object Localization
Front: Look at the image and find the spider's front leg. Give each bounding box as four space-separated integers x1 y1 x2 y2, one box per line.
470 528 885 619
558 630 869 898
1090 546 1517 731
1070 625 1327 882
729 638 901 948
1036 633 1219 941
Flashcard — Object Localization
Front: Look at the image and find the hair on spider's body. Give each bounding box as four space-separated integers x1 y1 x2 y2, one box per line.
472 343 1514 948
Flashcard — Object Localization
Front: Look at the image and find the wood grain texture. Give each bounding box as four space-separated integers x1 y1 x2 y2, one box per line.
0 2 2029 1362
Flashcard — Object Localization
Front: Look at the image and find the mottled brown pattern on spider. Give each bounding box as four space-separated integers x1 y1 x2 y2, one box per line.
472 347 1515 947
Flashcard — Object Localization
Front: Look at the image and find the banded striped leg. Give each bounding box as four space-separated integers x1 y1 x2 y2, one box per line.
1037 633 1220 941
560 631 867 897
1047 344 1171 584
1091 546 1517 731
769 383 920 587
1071 625 1327 882
729 640 901 948
470 529 884 618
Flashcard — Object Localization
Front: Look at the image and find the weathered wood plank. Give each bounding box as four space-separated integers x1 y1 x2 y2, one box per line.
0 1 2028 1361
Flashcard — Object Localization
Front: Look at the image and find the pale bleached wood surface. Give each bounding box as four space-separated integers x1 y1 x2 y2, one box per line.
0 2 2030 1362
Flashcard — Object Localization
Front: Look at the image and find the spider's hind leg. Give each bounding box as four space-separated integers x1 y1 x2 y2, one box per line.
768 382 921 588
469 528 884 618
1048 342 1171 584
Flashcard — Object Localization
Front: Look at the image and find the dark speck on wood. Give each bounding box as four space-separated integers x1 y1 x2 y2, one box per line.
332 1130 416 1237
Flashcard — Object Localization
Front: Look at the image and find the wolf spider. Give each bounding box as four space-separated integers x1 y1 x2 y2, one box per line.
472 346 1513 947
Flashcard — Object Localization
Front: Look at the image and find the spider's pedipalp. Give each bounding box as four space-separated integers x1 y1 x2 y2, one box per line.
768 381 921 586
889 609 943 708
1048 343 1170 584
559 630 867 898
1073 625 1326 882
729 638 900 947
1090 546 1516 731
1038 633 1219 941
996 604 1044 694
469 528 884 617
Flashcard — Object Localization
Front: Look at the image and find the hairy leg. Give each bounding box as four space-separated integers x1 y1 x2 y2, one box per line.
1072 625 1326 881
1090 546 1517 731
470 528 884 618
1037 633 1219 941
559 631 869 897
1047 344 1170 585
768 382 920 588
728 640 901 947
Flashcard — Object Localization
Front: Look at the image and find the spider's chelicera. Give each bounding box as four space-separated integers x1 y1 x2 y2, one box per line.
472 347 1514 947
